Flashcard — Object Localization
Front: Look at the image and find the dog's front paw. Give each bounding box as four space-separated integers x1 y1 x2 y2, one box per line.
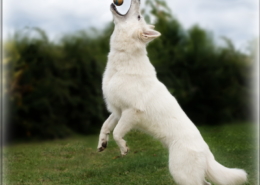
98 141 107 152
120 146 129 156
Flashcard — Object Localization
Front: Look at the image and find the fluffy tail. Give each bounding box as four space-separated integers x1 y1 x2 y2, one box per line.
206 154 247 185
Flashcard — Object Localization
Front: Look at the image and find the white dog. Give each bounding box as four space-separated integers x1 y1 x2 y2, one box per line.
97 0 247 184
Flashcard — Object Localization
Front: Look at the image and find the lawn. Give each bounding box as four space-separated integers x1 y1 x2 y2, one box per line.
3 123 258 185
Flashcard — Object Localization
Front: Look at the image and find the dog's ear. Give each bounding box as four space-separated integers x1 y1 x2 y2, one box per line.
140 28 161 42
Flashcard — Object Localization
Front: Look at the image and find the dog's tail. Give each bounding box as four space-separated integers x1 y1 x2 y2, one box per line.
206 153 247 185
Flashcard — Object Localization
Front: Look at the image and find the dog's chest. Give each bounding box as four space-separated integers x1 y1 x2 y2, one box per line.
103 70 137 107
102 65 157 111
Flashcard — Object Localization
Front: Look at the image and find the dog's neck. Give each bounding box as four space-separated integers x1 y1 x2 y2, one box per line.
110 41 147 55
107 48 156 76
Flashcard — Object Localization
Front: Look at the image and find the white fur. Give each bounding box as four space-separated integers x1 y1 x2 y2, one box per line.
98 1 247 184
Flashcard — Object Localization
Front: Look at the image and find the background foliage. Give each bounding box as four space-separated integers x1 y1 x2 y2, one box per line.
4 0 253 141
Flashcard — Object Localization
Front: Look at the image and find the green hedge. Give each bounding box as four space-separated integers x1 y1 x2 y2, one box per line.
4 2 252 140
5 27 112 140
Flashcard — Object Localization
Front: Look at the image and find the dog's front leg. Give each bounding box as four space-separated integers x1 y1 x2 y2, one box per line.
113 109 138 156
98 114 119 152
204 180 211 185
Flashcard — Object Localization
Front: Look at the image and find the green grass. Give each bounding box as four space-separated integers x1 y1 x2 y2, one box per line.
3 123 258 185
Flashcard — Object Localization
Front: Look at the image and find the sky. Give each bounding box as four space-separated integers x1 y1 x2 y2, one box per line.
3 0 259 52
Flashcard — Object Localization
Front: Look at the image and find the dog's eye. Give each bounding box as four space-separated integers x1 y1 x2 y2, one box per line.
138 15 141 20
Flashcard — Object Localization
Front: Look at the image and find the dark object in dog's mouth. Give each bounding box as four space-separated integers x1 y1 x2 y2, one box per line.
111 3 132 17
111 3 125 16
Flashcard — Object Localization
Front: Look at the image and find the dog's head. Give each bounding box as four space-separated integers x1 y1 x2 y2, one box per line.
110 0 161 51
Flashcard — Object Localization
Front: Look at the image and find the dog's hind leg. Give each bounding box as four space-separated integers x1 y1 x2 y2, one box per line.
113 109 139 155
98 113 119 152
169 145 207 185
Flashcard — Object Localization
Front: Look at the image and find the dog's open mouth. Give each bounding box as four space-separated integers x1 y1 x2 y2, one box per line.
111 3 130 16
